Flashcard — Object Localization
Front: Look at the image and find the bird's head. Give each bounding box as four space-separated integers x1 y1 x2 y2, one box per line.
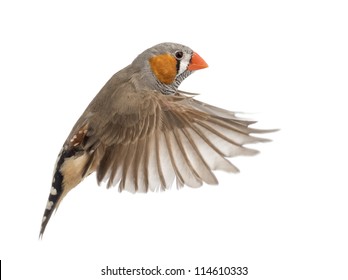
131 42 208 95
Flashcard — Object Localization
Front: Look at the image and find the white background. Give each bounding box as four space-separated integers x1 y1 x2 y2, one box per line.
1 1 347 279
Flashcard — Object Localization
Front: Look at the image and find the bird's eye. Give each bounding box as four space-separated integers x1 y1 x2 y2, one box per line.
175 51 184 60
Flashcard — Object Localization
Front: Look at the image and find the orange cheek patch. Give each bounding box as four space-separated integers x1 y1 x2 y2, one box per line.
149 54 177 84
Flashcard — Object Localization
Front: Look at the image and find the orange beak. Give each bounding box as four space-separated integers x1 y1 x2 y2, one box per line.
188 52 208 71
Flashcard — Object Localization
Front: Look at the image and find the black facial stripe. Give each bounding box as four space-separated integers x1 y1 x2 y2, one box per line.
176 59 180 74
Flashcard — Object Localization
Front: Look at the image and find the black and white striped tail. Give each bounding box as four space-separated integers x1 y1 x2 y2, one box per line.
39 148 76 238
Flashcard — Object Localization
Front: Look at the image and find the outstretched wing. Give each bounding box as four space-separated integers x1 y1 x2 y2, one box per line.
88 90 271 193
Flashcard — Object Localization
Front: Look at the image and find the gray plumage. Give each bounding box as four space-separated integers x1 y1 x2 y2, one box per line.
39 42 275 237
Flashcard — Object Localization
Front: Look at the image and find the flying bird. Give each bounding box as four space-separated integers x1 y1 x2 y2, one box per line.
40 42 274 237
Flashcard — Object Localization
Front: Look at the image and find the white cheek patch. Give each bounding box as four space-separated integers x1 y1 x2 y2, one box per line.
178 55 190 76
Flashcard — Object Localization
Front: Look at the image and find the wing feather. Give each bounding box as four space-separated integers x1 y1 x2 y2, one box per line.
158 131 176 190
81 90 272 192
172 128 203 187
119 142 137 192
146 133 161 192
179 127 218 185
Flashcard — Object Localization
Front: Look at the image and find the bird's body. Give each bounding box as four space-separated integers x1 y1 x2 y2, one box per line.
40 42 274 237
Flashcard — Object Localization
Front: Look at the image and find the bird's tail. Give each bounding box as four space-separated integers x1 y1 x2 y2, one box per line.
39 148 92 238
